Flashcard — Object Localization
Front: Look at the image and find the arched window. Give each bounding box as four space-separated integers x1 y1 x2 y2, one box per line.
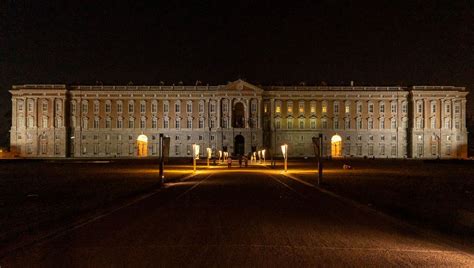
152 117 157 129
128 117 134 128
368 118 373 129
175 101 181 113
128 101 134 113
186 101 192 113
105 101 111 113
140 101 146 113
151 101 158 113
140 117 146 129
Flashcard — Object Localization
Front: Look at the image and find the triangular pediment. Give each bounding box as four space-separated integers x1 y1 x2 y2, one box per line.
222 79 263 93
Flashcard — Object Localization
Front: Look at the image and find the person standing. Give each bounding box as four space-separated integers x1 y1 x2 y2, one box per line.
227 156 232 168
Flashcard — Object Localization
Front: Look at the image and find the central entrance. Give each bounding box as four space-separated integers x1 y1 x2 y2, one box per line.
331 134 342 157
137 134 148 157
234 135 245 156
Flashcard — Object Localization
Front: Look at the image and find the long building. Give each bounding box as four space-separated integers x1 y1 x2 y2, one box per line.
9 80 468 159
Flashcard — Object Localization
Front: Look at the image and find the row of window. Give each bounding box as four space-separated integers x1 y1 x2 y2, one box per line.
70 100 222 115
415 101 461 114
274 117 401 130
273 101 406 115
75 117 215 129
17 99 63 113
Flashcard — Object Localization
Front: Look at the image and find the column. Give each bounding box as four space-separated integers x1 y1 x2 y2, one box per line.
245 98 250 128
257 99 262 129
216 98 221 129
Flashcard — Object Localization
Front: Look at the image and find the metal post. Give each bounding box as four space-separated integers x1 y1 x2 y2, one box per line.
159 133 164 183
318 133 323 185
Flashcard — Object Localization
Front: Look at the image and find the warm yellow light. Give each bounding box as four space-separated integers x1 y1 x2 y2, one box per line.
331 134 342 143
262 149 265 158
137 134 148 142
281 144 288 158
192 144 200 159
207 147 212 159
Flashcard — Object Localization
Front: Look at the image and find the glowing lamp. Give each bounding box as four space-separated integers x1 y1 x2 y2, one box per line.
192 144 200 160
281 144 288 159
207 147 212 159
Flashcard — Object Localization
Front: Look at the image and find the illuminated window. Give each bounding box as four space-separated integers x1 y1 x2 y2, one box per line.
287 102 293 113
298 102 304 113
322 102 327 113
310 102 316 113
275 102 281 113
264 103 268 113
345 102 350 113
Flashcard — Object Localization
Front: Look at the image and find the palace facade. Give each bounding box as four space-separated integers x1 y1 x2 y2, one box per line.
9 80 468 159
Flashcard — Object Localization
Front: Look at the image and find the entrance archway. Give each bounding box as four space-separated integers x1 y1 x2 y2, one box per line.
233 102 245 128
234 135 245 156
331 134 342 157
137 134 148 157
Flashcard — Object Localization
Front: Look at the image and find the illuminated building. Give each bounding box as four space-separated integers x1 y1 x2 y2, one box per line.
9 80 468 158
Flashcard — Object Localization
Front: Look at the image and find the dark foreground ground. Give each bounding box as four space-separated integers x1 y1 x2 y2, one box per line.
0 159 473 266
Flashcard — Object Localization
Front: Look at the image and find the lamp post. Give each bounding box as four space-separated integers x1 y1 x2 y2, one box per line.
159 133 164 182
262 149 266 165
281 144 288 172
207 147 212 167
192 143 200 172
218 150 222 162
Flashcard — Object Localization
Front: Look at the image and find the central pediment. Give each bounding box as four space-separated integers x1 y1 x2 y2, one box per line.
221 79 263 93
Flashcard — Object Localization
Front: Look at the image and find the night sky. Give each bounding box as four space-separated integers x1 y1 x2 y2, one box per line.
0 0 473 146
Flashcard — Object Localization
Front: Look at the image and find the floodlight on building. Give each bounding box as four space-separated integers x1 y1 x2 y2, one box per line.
281 144 288 172
192 144 200 172
207 147 212 167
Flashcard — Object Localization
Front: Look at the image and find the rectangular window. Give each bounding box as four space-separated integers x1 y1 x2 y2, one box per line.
334 103 339 114
128 102 134 113
322 103 327 113
357 103 362 113
417 144 423 156
275 103 281 113
275 120 281 129
402 103 407 113
105 103 111 113
380 103 385 113
391 103 397 113
187 103 192 113
141 103 146 113
94 102 99 113
310 119 316 129
175 103 180 113
175 118 180 129
287 102 293 113
357 144 362 155
299 119 304 129
117 103 123 113
345 103 350 113
298 102 304 113
152 103 157 113
391 145 397 156
164 103 169 113
287 120 293 129
368 103 374 113
368 144 374 156
379 144 385 155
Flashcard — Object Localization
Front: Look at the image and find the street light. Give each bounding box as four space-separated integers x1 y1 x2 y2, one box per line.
192 144 200 172
262 149 266 164
281 144 288 172
218 150 222 162
206 147 212 167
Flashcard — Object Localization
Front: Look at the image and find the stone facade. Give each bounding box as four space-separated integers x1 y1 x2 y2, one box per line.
9 80 468 159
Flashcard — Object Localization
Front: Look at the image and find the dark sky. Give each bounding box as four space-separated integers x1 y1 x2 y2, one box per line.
0 0 473 144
